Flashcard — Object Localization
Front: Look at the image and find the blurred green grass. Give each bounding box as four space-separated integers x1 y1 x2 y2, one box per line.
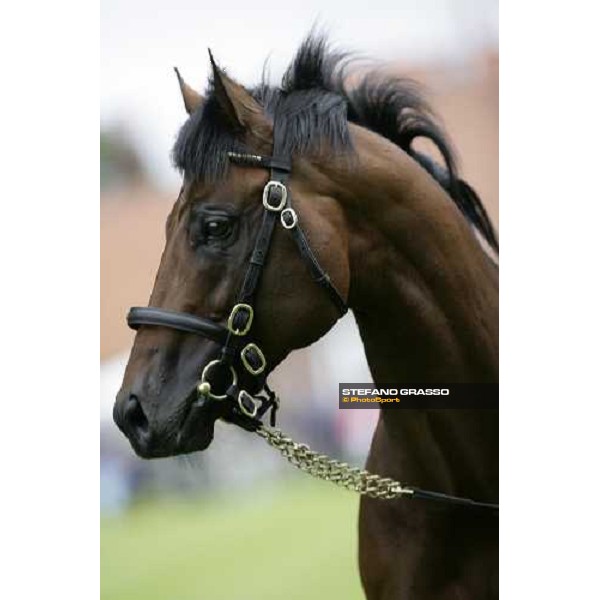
101 479 365 600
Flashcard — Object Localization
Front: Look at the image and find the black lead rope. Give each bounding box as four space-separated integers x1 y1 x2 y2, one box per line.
409 488 499 512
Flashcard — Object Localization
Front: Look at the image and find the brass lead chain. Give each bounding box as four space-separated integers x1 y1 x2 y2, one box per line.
256 425 414 500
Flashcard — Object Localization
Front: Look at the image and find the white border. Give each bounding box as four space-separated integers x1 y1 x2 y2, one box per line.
501 1 600 597
0 1 99 598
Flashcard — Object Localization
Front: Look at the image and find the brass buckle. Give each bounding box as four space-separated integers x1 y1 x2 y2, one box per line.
262 181 287 212
197 359 237 401
240 343 267 376
237 390 258 418
280 207 298 229
227 303 254 336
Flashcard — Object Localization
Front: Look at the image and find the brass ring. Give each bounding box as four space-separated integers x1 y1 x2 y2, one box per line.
198 359 237 401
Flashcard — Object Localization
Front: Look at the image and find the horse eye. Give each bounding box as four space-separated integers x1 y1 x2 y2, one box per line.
203 216 232 239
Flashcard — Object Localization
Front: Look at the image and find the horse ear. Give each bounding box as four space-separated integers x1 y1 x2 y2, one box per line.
174 67 204 115
208 49 271 141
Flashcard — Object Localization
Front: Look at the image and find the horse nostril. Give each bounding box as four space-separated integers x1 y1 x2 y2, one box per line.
125 394 149 435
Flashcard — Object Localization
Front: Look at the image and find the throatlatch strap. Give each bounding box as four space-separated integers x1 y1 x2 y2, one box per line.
290 224 347 315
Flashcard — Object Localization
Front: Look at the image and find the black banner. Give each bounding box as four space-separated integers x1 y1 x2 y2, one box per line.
338 383 498 409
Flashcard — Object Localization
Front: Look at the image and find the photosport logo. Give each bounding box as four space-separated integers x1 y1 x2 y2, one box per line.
338 384 499 409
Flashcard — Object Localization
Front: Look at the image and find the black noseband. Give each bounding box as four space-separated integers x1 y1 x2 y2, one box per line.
127 307 228 345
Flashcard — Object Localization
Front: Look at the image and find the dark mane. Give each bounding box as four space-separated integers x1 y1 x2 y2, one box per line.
172 35 498 251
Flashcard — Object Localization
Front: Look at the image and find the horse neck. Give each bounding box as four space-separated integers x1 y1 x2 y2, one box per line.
331 127 498 383
330 127 499 492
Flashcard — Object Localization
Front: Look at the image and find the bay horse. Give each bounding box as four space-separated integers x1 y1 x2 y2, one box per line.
114 35 498 600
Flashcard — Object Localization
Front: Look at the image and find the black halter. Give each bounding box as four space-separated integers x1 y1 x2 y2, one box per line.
128 138 347 430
